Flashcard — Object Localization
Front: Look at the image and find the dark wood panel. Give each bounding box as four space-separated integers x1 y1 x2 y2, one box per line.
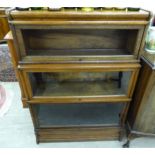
23 29 130 50
127 57 152 128
127 57 155 134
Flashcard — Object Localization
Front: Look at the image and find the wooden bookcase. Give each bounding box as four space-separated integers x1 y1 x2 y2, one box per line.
6 8 151 143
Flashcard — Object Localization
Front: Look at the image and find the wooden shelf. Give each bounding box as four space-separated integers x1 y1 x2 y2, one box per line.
28 49 131 56
21 55 136 64
35 80 125 97
21 49 134 63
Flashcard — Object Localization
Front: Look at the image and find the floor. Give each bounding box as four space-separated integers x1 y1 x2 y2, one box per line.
0 82 155 148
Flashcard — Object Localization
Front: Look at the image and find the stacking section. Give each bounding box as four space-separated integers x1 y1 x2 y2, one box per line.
7 8 151 64
19 63 140 103
11 27 144 63
7 8 151 143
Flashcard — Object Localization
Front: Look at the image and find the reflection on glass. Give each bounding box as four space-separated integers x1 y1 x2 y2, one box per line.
33 103 125 127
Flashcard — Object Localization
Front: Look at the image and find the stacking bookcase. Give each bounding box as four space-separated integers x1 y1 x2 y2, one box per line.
6 8 152 143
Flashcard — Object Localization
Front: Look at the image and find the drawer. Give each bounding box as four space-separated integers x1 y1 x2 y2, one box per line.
13 25 144 63
18 63 140 103
37 126 120 143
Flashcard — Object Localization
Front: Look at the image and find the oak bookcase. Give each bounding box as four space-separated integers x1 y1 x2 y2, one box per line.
6 8 151 143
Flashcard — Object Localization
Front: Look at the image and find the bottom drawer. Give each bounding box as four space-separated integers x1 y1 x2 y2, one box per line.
37 126 120 143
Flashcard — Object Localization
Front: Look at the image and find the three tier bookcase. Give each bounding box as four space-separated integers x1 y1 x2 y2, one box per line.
6 8 151 143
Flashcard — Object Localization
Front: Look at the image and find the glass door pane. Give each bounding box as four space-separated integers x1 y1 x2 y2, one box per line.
28 71 131 97
31 103 125 127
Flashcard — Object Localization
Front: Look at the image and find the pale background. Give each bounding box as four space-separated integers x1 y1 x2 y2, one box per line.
0 0 155 14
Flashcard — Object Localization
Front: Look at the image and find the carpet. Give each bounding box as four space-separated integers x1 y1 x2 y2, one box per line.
0 44 17 82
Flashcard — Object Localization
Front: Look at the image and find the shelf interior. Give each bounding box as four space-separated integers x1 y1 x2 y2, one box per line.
21 29 138 57
32 103 125 127
28 71 131 97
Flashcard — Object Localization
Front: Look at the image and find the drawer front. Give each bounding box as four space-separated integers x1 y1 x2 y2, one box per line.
19 63 140 103
37 127 120 142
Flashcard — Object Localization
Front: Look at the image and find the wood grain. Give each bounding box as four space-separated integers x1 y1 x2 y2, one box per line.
37 127 120 142
0 8 9 40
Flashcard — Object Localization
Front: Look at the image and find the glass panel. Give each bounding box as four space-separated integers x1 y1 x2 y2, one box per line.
32 103 125 127
22 29 138 56
28 71 131 97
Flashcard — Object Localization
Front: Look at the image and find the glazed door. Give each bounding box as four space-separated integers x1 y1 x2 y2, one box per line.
19 63 140 103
